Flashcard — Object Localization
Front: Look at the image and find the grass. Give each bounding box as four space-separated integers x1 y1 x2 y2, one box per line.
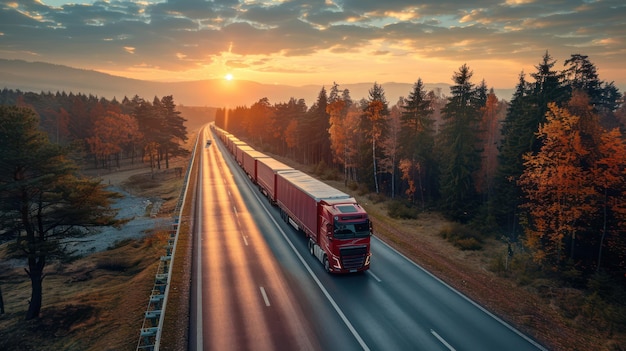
0 155 189 351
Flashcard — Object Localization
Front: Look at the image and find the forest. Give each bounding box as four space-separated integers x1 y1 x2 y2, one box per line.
215 52 626 300
0 90 189 172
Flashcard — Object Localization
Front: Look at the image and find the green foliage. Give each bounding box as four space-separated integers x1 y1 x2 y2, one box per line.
439 223 483 250
437 64 483 222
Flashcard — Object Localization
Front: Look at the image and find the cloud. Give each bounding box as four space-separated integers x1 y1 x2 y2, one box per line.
0 0 624 87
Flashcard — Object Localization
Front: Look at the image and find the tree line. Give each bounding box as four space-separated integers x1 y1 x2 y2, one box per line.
215 52 626 280
0 90 189 171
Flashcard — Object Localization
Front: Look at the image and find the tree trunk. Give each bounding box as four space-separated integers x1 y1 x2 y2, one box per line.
597 189 608 272
372 138 379 194
0 285 5 314
25 257 45 320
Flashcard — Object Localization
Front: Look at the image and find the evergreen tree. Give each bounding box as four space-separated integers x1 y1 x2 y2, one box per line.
0 106 121 320
160 95 189 169
493 52 569 234
437 64 483 221
400 79 436 206
493 72 532 234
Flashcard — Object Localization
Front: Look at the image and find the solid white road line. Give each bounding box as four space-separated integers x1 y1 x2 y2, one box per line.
431 329 456 351
367 270 382 282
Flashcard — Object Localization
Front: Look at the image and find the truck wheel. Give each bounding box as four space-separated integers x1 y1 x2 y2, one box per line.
323 256 330 273
308 240 314 256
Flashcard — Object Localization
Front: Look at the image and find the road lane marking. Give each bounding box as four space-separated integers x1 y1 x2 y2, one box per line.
232 206 249 246
259 287 271 306
367 270 382 282
431 329 456 351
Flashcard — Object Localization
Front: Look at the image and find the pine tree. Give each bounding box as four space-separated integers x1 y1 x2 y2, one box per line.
494 52 569 234
400 79 435 207
437 64 483 221
0 106 121 320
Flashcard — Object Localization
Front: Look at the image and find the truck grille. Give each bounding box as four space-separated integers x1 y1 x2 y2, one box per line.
340 246 367 270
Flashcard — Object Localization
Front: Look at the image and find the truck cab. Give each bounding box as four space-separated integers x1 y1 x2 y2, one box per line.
314 201 372 273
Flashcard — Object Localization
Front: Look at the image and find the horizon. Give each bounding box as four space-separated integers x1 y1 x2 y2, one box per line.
1 1 624 92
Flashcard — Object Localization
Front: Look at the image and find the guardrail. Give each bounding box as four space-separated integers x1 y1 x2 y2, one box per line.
136 132 199 351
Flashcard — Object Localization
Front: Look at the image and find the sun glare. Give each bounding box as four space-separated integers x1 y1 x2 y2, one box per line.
225 73 233 81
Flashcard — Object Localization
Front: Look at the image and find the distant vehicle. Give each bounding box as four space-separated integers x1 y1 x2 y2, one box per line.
206 139 212 147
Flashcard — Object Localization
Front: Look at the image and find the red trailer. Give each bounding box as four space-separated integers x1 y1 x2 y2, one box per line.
241 149 270 181
276 170 371 273
256 158 293 203
234 142 253 165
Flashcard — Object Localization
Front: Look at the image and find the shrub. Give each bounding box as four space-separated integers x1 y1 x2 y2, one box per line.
455 237 482 250
439 223 483 250
347 181 359 191
96 257 131 271
387 200 419 219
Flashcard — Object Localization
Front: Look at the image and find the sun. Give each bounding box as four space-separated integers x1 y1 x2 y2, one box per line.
225 73 233 81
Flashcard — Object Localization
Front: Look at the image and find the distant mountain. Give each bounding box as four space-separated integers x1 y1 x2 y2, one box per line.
0 59 514 107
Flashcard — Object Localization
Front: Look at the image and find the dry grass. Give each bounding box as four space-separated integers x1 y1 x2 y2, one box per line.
0 156 189 351
0 234 167 351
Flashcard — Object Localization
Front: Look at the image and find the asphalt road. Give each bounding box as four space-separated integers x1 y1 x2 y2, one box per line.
190 125 549 351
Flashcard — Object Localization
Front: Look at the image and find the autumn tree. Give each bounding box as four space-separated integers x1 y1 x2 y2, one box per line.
0 106 121 320
380 103 402 198
518 103 594 267
359 83 389 193
592 128 626 272
87 111 140 169
272 98 307 156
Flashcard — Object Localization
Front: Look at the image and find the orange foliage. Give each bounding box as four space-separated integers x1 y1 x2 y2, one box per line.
86 111 139 168
519 103 594 264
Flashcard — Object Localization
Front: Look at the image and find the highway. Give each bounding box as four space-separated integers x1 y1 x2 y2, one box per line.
190 125 549 351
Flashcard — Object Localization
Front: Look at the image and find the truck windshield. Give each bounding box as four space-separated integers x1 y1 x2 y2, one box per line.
333 220 370 239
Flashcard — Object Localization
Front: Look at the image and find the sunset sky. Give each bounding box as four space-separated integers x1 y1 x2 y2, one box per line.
1 0 625 91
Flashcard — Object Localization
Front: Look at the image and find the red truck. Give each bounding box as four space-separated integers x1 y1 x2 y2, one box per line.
275 170 371 273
